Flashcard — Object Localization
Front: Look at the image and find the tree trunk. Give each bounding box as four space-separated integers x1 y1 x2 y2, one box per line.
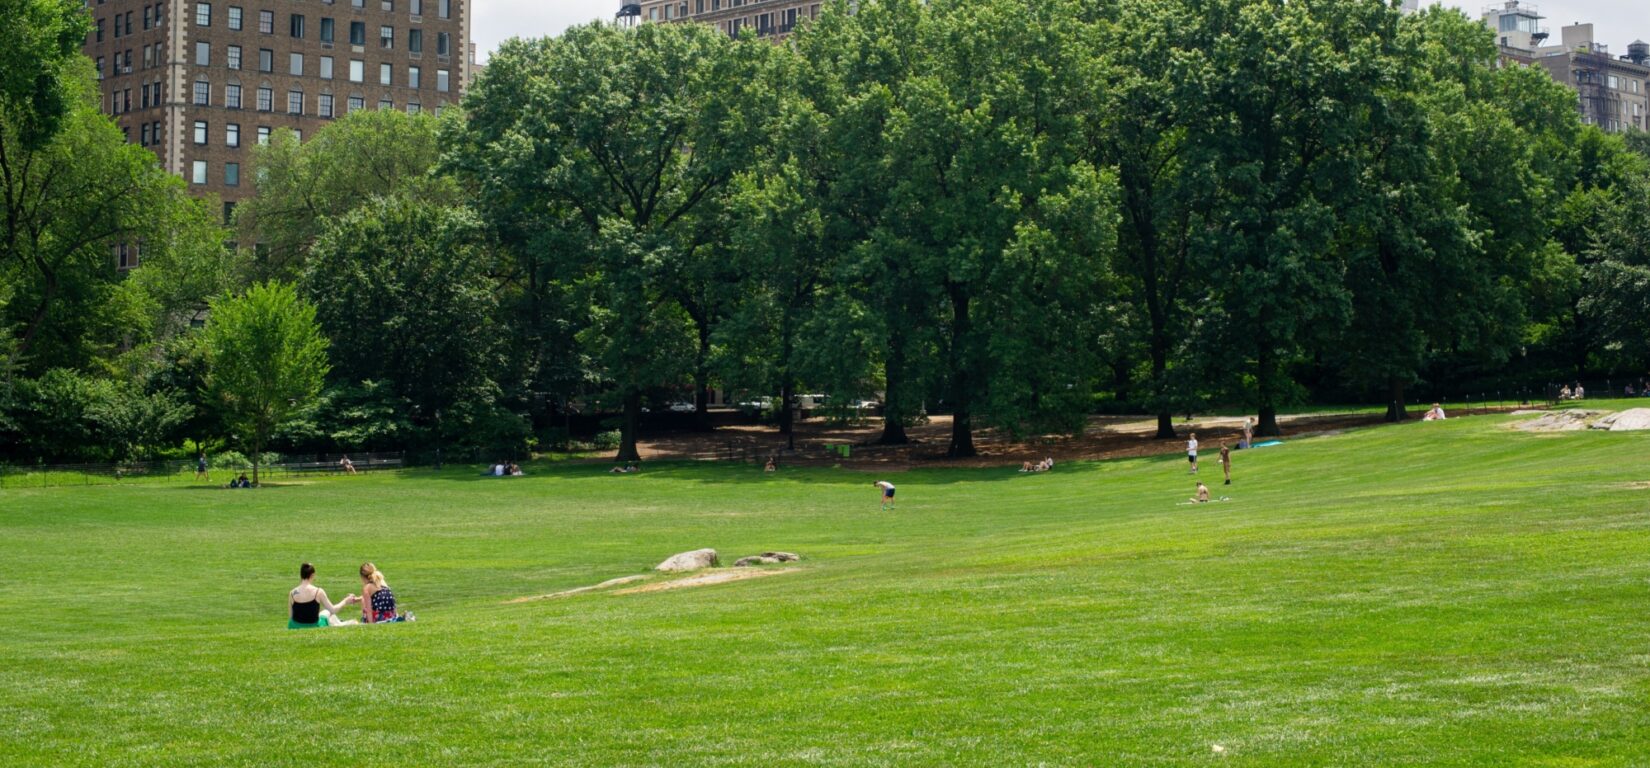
879 335 909 445
1155 412 1176 440
251 434 261 487
1384 377 1408 422
779 376 795 451
946 286 976 458
1255 347 1282 438
693 324 712 431
616 390 642 462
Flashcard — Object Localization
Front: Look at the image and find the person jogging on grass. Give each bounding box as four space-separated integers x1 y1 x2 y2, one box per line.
1187 432 1199 474
1219 443 1232 485
874 480 896 511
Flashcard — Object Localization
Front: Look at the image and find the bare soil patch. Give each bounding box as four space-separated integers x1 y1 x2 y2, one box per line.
613 568 800 595
618 407 1525 471
504 575 648 604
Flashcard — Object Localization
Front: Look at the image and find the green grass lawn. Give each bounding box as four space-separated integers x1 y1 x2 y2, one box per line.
3 414 1648 766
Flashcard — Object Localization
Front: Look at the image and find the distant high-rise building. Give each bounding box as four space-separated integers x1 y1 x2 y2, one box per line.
1482 1 1648 134
629 0 822 39
83 0 474 266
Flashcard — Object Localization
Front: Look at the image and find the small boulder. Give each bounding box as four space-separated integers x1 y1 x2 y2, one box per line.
656 549 718 572
734 556 781 567
1608 408 1650 431
762 551 801 562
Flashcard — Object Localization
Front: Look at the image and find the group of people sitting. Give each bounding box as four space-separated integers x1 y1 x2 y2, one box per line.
485 462 524 477
1019 457 1056 473
1421 403 1447 421
1558 383 1587 400
287 562 412 629
609 463 640 474
227 473 252 488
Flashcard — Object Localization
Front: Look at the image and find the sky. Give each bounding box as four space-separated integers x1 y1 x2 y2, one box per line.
472 1 1648 63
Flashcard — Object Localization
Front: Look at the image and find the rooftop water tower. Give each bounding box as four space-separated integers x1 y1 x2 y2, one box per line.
1629 40 1650 65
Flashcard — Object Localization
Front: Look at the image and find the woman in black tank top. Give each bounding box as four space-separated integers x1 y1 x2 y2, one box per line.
288 562 359 629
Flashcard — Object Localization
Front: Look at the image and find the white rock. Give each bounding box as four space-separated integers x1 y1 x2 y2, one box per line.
1608 408 1650 431
655 548 719 572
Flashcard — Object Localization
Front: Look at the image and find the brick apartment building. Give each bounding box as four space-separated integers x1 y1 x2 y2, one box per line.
623 0 822 39
82 0 472 267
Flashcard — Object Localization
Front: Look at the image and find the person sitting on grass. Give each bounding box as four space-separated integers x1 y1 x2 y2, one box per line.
1190 482 1211 504
1422 403 1447 421
358 562 413 624
764 456 777 472
609 463 639 474
289 563 358 629
1020 461 1034 473
230 473 251 489
339 455 357 475
507 463 523 477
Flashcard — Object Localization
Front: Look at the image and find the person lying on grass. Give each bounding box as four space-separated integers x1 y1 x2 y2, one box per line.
609 463 639 474
358 562 414 623
289 562 358 629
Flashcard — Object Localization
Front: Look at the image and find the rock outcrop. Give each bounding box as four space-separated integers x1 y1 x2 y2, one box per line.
655 549 719 572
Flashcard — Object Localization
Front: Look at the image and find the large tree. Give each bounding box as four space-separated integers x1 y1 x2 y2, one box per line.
203 282 329 485
1 63 224 375
873 0 1116 456
237 109 454 280
301 196 503 449
451 22 780 461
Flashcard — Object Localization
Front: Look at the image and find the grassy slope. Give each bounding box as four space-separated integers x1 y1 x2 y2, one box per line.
1 415 1647 766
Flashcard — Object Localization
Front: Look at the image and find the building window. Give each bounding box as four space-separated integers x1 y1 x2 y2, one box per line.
228 5 241 29
287 90 303 114
195 41 210 66
379 62 391 85
349 21 364 45
226 45 241 70
96 57 105 79
192 160 207 184
144 6 151 30
407 66 419 88
141 123 151 146
378 97 392 110
116 243 140 270
225 162 240 187
320 56 334 79
437 0 448 19
347 95 364 111
291 14 305 38
352 0 363 7
194 2 210 26
289 52 303 75
114 12 123 36
381 0 392 10
380 25 393 49
193 120 208 144
408 28 421 54
256 85 272 111
436 68 448 93
319 93 334 117
410 0 421 15
258 10 272 34
349 59 364 82
225 83 241 107
227 123 240 146
320 17 334 44
257 126 271 144
436 31 449 56
258 48 272 72
193 79 210 105
406 102 419 114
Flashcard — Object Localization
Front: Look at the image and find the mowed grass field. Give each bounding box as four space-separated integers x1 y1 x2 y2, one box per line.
3 413 1648 766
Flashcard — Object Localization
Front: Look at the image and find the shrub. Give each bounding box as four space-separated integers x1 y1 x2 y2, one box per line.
592 430 622 449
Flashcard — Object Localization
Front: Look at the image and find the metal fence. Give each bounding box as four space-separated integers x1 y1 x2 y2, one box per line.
0 452 405 489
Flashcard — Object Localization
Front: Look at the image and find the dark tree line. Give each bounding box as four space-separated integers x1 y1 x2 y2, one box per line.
4 0 1650 463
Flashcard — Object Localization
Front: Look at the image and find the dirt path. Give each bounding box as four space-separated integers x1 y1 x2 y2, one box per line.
616 407 1523 471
